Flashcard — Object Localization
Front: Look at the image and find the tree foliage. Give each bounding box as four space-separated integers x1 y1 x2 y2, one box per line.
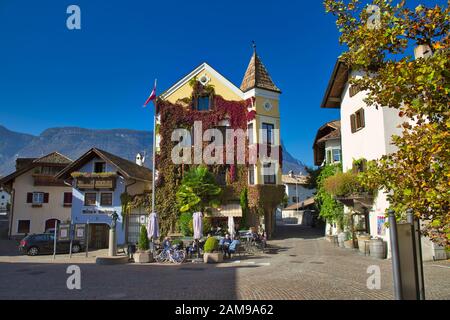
324 0 449 247
176 165 222 214
315 164 344 229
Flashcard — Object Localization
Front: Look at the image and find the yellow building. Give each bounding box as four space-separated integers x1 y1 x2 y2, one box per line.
160 48 282 185
157 47 285 237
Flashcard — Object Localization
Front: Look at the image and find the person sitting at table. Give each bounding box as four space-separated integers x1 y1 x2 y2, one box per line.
162 237 171 252
225 236 241 259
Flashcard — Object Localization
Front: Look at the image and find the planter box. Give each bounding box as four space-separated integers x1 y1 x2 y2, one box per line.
344 240 354 249
133 251 153 264
203 252 224 264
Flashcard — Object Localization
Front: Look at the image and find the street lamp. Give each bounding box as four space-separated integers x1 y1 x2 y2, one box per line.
288 171 299 213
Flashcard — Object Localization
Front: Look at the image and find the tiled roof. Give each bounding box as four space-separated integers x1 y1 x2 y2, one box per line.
285 197 315 210
0 152 72 187
56 148 152 183
33 152 72 164
240 51 281 93
282 175 309 185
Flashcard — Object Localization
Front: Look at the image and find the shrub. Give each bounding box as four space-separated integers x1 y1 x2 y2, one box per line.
138 225 149 251
203 237 219 253
179 212 193 236
323 172 360 197
172 239 184 249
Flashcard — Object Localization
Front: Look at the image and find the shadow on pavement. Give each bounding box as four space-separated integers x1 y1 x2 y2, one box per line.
273 224 325 240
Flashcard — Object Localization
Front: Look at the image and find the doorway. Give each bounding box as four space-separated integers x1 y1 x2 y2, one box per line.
88 224 109 249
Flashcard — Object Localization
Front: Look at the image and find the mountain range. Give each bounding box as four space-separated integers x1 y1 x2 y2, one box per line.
0 125 308 177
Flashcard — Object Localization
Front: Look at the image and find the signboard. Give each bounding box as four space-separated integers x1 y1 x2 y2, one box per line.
74 224 86 240
58 224 71 241
377 216 386 236
140 215 147 224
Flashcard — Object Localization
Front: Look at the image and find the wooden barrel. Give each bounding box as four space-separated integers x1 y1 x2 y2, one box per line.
337 233 346 248
369 239 386 259
357 235 371 254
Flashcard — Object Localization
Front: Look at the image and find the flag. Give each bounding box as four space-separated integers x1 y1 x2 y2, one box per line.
143 79 157 107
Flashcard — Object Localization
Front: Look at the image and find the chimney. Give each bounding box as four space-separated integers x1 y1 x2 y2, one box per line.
414 44 433 60
135 153 145 166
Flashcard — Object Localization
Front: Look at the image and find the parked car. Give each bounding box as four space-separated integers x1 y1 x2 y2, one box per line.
19 233 83 256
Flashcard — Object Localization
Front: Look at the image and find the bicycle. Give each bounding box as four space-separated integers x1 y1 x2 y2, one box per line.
155 246 186 264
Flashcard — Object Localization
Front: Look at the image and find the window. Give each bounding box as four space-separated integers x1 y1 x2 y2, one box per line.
84 193 97 206
332 149 341 163
263 163 276 185
100 193 113 206
18 220 30 234
326 150 332 164
63 192 72 206
33 192 44 204
196 96 210 111
248 165 255 185
350 108 365 133
247 123 254 145
292 196 298 203
349 84 361 97
262 123 274 145
94 162 106 173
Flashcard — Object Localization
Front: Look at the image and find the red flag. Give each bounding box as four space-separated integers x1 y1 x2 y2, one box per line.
143 79 157 107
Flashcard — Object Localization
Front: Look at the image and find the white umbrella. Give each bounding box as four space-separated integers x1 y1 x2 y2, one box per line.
193 212 203 240
228 216 236 240
147 212 160 240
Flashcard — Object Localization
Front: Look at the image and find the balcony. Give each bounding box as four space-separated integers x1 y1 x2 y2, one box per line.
71 172 117 190
33 174 67 187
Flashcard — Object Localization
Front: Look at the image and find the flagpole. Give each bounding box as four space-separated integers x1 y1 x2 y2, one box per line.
151 79 157 214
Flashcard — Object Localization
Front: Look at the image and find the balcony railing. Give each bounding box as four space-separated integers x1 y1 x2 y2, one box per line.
33 174 67 187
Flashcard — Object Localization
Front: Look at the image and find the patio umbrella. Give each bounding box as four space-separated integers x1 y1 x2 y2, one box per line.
193 212 203 240
228 216 236 240
147 212 160 240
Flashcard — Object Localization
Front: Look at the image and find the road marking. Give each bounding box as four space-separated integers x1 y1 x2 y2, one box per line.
430 265 450 270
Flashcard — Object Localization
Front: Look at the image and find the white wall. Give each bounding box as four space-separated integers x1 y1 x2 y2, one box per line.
10 170 72 237
284 183 315 206
0 190 10 212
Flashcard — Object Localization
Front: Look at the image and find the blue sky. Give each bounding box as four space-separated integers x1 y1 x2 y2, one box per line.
0 0 442 166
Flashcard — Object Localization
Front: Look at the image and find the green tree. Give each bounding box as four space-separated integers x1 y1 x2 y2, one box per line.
324 0 449 247
176 165 222 214
240 188 249 229
315 164 344 231
138 225 149 251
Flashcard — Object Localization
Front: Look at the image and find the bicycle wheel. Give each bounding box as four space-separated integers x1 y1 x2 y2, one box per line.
155 250 168 263
172 250 186 264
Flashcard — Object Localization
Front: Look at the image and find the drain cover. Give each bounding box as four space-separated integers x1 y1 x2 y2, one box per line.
28 271 45 275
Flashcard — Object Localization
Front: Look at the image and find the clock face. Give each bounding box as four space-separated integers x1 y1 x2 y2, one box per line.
264 101 272 111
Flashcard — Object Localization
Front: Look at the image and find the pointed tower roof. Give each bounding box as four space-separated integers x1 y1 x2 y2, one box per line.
240 45 281 94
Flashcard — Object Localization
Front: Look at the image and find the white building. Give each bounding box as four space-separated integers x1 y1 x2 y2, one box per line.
0 152 73 239
278 174 315 225
320 59 440 261
313 120 341 167
0 188 10 214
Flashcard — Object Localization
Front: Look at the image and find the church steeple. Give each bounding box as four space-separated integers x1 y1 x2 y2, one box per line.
240 43 281 94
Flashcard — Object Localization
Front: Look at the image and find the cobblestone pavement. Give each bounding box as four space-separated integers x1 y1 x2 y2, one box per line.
0 225 448 300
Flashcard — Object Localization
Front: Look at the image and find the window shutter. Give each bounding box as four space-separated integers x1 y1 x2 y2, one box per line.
26 193 33 203
350 114 356 133
43 193 49 203
360 108 365 128
64 192 72 204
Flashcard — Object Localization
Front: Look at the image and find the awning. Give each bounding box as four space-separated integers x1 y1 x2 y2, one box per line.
210 203 242 218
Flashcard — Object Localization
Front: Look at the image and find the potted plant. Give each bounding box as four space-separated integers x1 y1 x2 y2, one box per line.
133 225 153 263
203 237 223 263
344 232 354 249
